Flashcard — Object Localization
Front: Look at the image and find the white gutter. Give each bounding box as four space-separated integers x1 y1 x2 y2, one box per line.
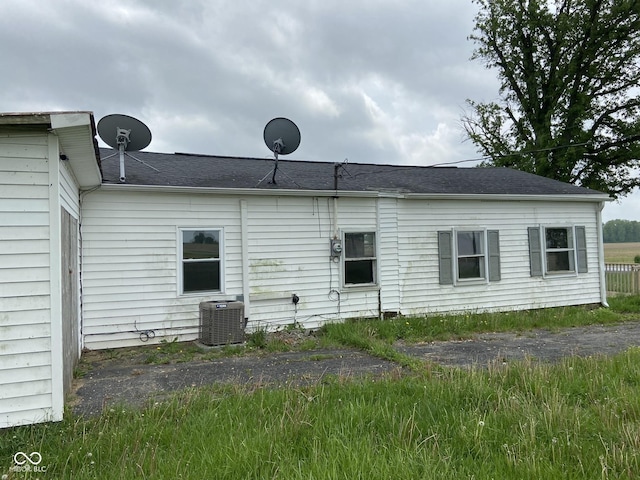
96 183 611 203
404 192 611 203
596 201 609 307
96 183 380 198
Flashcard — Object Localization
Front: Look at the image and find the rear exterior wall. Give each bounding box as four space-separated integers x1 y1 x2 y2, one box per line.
80 189 603 349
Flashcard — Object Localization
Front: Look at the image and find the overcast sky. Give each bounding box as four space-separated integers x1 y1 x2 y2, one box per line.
1 0 637 221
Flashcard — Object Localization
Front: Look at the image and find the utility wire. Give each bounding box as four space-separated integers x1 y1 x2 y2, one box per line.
429 141 591 168
350 139 599 178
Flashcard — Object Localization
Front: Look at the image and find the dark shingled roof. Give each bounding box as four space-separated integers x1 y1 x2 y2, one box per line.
99 148 607 197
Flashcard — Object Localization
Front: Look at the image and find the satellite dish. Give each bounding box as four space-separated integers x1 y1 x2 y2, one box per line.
263 117 300 156
98 114 152 151
97 114 153 183
259 117 301 186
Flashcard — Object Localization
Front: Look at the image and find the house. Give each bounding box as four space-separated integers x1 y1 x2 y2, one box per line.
1 111 610 427
0 112 100 428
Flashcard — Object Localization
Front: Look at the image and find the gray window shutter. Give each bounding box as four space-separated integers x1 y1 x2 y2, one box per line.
487 230 501 281
528 227 543 277
438 231 453 285
576 226 588 273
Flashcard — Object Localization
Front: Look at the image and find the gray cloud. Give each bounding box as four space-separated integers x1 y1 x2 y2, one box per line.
0 0 636 219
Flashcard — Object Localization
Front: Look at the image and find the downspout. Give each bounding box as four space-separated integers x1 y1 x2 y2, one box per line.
331 173 341 319
332 197 339 239
596 201 609 307
375 197 382 320
240 200 251 323
332 163 340 238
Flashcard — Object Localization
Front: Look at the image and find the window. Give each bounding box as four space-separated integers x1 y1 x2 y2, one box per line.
528 226 587 276
438 229 500 285
180 229 222 294
545 228 574 272
457 231 485 280
344 232 376 285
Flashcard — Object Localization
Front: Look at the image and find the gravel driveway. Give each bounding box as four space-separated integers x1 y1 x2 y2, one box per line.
72 322 640 417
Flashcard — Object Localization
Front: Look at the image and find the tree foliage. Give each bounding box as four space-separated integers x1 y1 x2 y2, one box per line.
603 219 640 243
463 0 640 198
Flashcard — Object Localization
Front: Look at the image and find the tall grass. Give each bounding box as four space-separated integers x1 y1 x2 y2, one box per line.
2 298 640 479
319 302 625 360
608 293 640 313
3 349 640 479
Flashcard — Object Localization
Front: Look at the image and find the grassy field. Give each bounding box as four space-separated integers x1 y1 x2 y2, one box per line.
2 297 640 479
604 241 640 263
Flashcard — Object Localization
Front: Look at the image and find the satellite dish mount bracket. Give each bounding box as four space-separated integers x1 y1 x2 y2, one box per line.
260 118 301 186
116 128 131 149
270 138 285 183
116 127 132 182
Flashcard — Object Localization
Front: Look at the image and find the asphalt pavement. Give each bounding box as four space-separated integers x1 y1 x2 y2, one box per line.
72 321 640 417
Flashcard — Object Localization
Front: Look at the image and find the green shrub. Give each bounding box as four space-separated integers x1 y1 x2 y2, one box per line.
634 254 640 263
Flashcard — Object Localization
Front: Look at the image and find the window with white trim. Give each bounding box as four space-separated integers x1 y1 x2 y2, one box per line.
457 230 486 280
344 232 376 285
545 227 574 272
527 225 588 276
180 229 222 294
438 229 501 285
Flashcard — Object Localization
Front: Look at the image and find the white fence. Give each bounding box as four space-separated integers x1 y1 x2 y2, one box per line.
605 263 640 294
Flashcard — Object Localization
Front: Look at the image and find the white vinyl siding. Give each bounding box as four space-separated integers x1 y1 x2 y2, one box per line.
81 188 604 349
80 191 243 349
246 196 379 327
377 197 400 315
59 158 80 219
81 193 382 347
0 132 55 428
400 199 601 315
58 162 81 402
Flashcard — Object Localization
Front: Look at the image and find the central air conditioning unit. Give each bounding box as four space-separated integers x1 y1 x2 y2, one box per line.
199 301 245 346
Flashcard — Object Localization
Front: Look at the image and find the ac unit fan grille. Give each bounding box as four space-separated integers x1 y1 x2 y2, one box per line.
199 301 245 346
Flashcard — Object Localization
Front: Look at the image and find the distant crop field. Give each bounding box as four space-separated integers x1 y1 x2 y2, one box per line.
604 242 640 263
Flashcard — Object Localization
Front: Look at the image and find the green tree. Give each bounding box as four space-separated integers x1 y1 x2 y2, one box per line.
603 219 640 242
463 0 640 198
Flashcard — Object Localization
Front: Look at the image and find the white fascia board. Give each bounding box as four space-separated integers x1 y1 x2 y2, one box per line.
95 183 612 203
0 111 92 127
50 113 102 189
404 192 612 203
94 183 380 198
49 112 93 129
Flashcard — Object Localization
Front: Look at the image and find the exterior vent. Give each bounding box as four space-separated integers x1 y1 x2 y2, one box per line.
199 301 245 346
